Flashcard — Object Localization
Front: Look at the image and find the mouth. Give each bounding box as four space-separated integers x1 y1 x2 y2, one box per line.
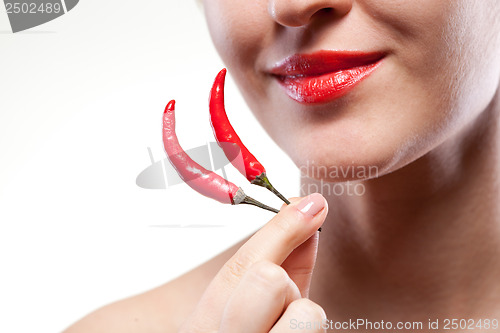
269 51 386 104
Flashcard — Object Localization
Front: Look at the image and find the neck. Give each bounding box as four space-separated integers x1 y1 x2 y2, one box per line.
307 93 500 322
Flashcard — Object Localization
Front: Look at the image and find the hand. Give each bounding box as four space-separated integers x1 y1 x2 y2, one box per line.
179 193 328 333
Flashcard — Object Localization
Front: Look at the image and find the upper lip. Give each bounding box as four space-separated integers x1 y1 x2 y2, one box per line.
269 50 386 77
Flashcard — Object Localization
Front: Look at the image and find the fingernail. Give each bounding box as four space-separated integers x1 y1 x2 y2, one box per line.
296 193 326 217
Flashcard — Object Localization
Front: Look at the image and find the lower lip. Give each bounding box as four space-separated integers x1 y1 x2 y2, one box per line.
275 61 382 104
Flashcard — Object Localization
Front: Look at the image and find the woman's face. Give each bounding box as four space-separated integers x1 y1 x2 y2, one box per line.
203 0 500 181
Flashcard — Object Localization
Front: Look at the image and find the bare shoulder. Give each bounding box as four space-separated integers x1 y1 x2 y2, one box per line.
64 237 249 333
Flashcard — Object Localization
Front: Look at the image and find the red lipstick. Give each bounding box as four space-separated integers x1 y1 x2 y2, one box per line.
270 51 385 104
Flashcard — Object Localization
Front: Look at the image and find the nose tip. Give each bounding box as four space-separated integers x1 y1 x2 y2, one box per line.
268 0 353 27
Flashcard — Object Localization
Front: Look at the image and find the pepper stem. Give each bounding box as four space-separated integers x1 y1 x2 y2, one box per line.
251 173 291 205
241 195 280 214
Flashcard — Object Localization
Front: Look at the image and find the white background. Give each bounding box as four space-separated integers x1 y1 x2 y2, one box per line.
0 1 299 332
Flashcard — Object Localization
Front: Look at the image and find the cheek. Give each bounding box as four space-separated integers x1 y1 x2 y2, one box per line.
367 0 500 104
203 0 270 72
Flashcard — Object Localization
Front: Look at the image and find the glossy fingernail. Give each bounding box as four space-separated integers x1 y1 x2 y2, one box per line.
296 193 326 217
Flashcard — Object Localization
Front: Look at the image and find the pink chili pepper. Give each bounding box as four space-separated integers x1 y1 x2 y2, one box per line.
162 100 279 213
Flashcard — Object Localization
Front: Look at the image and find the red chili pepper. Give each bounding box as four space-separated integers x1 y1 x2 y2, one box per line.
209 68 291 205
162 99 279 213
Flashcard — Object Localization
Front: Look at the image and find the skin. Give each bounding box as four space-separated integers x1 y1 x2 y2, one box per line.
65 0 500 332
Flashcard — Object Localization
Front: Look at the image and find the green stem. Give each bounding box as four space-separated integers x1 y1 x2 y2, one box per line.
241 195 280 213
251 173 291 205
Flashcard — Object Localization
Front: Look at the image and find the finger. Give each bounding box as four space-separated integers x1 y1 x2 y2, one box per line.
221 192 327 282
281 231 320 298
270 298 327 333
184 193 328 331
219 261 301 333
282 196 301 206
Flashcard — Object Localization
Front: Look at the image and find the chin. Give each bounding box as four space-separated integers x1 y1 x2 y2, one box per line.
287 114 438 184
292 142 400 183
280 119 401 183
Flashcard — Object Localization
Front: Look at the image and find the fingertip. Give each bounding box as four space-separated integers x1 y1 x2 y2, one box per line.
278 196 308 210
295 193 327 218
